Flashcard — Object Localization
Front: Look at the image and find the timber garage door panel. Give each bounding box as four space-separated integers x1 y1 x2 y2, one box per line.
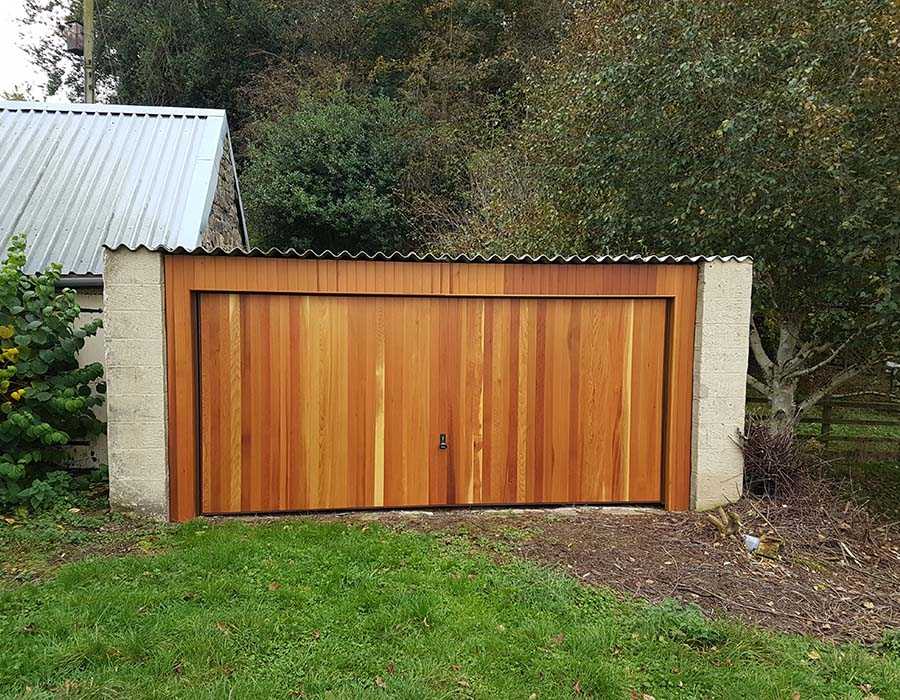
198 293 667 514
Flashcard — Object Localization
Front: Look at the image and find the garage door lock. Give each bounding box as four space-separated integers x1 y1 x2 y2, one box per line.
439 433 448 450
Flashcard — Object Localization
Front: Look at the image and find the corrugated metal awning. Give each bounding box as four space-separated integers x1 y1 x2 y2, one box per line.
105 242 751 265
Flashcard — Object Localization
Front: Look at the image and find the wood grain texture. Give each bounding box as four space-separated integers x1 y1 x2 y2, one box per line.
198 293 668 514
165 256 698 520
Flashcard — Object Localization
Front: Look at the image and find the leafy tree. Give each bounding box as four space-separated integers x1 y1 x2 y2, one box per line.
0 237 105 509
23 0 285 122
467 0 900 421
22 0 570 249
243 94 420 252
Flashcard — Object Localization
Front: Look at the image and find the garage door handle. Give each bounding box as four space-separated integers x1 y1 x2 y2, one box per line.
439 433 448 450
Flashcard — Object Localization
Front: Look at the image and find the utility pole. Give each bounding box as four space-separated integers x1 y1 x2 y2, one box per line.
83 0 95 103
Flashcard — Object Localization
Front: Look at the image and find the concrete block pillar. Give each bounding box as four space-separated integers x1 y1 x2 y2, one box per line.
102 248 169 519
691 260 753 510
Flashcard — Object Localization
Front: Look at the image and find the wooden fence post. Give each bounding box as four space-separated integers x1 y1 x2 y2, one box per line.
820 402 833 444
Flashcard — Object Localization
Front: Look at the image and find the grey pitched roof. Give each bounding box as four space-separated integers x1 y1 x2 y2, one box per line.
106 243 751 265
0 101 247 276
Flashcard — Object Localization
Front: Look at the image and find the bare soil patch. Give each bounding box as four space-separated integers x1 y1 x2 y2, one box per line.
336 483 900 646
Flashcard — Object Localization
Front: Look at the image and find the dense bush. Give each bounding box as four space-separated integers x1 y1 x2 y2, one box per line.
0 236 105 510
243 94 421 252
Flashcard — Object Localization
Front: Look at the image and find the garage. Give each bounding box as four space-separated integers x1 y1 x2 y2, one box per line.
97 246 760 522
197 293 668 514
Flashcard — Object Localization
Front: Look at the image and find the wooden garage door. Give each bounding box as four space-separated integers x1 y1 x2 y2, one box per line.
198 293 668 514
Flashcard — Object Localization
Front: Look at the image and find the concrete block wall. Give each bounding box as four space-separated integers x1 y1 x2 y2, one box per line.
103 249 169 519
691 260 753 510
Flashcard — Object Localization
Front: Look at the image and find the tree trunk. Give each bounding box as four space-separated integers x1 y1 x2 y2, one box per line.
767 379 798 429
747 314 866 427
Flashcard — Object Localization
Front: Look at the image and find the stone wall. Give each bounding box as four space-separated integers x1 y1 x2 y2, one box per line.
102 249 168 520
691 260 754 510
201 134 243 251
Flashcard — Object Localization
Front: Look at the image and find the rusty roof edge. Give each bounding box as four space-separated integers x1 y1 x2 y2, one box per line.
102 242 752 265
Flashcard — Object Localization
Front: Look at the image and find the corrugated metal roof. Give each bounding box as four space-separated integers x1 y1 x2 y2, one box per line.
0 101 247 276
105 242 751 264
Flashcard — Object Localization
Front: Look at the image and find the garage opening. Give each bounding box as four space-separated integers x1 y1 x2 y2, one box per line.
198 292 669 514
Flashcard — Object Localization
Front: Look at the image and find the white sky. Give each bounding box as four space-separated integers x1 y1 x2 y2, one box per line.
0 0 68 101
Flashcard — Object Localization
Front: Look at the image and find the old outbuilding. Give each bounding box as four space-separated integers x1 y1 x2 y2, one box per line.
0 101 248 466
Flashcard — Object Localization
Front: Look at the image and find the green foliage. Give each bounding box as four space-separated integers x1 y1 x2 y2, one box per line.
243 94 421 251
24 0 284 124
455 0 900 409
0 236 105 510
23 0 570 249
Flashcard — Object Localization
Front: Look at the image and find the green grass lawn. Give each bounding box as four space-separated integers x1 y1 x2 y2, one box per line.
1 517 898 699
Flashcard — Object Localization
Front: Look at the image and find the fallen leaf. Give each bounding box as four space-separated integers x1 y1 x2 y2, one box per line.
863 601 875 610
311 629 321 640
268 582 281 591
573 680 582 694
214 622 231 635
528 694 538 700
551 632 565 645
450 664 461 672
807 650 821 661
458 679 470 688
374 676 386 689
386 662 395 675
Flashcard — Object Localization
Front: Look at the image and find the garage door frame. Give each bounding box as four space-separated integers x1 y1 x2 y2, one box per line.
164 255 698 520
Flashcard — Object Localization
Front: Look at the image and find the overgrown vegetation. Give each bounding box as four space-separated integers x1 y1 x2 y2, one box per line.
456 0 899 422
21 0 900 419
0 236 105 511
1 517 898 698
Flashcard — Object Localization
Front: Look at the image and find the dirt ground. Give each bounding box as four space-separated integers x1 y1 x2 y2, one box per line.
330 483 900 647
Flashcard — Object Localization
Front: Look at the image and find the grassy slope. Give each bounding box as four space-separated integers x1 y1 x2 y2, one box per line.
1 519 897 699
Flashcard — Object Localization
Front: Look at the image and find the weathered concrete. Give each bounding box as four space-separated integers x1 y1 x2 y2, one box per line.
102 249 168 519
691 260 753 510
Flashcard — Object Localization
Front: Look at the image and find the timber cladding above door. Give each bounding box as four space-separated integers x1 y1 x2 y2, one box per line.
164 254 698 520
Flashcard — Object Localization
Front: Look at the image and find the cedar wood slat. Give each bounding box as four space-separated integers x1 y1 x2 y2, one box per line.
165 256 698 520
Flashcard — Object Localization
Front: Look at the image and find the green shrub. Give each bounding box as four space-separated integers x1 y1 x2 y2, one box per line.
243 93 421 252
0 235 105 510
